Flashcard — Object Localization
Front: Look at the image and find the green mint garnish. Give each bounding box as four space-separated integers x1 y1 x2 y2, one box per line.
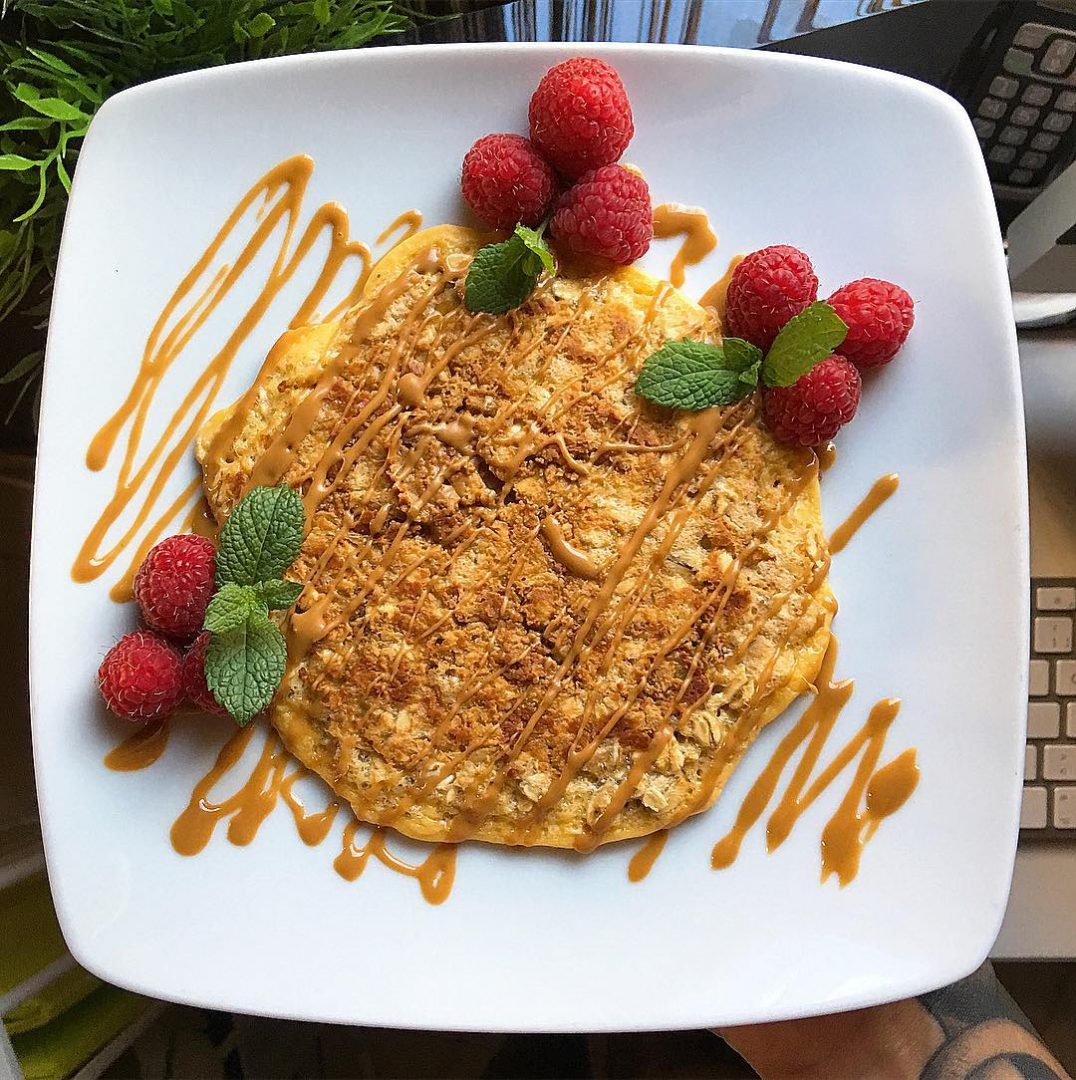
465 223 556 315
634 301 849 412
760 301 848 387
205 610 287 728
214 483 304 588
204 583 266 634
203 485 306 726
634 338 763 410
254 579 304 610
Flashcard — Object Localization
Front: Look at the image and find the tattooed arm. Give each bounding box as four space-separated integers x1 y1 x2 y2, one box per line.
716 962 1071 1080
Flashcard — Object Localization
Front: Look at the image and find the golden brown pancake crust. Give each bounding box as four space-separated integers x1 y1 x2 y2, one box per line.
197 225 832 849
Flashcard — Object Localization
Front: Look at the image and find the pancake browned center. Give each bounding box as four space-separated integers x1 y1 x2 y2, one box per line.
197 225 832 849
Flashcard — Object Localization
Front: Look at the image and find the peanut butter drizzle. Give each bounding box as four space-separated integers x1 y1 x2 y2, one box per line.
828 473 899 554
699 254 745 323
279 771 341 846
540 518 601 581
161 720 457 903
652 204 718 288
710 637 919 885
104 720 170 771
333 821 456 905
73 155 371 594
376 210 423 248
627 830 669 882
434 417 473 450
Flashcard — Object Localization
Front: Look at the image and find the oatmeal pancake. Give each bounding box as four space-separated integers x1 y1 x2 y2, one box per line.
196 225 833 849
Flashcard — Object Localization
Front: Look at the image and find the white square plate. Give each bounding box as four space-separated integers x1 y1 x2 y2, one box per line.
31 44 1027 1031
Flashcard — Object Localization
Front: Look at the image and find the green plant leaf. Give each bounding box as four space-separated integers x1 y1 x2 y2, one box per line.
0 155 38 171
634 339 762 410
203 582 266 634
761 302 849 388
313 0 331 24
204 609 287 726
247 12 276 37
0 118 54 132
26 47 78 75
0 351 43 385
254 578 304 611
21 97 88 122
215 485 306 587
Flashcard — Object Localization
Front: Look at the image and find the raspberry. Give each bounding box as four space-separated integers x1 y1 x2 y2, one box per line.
549 165 652 265
182 632 227 715
529 57 634 178
827 278 914 368
97 630 184 723
134 533 216 640
461 133 558 231
763 355 862 446
725 246 819 351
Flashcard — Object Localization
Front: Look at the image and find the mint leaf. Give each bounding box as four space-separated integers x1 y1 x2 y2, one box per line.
515 224 556 276
761 302 848 388
204 583 266 634
634 339 762 410
465 224 555 315
254 579 304 611
204 610 287 726
215 485 305 588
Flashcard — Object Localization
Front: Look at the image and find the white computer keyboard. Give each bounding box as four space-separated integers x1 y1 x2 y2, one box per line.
1023 577 1076 839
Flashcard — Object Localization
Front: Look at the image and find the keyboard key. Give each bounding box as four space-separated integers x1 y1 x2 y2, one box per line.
974 117 996 139
1029 701 1061 738
1056 788 1076 828
1011 105 1041 126
979 97 1007 120
1015 23 1051 49
1044 744 1076 780
1057 90 1076 112
1038 586 1076 609
1056 660 1076 695
1000 125 1030 146
1044 111 1073 133
988 145 1017 164
1034 616 1072 652
1005 48 1035 76
1031 131 1061 151
1022 786 1048 828
990 75 1019 99
1041 36 1076 76
1023 83 1053 106
1069 703 1076 737
1030 659 1050 695
1021 151 1048 169
1009 169 1034 184
1026 745 1037 780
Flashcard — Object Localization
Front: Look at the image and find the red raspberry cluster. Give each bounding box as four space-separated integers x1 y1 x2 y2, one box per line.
725 245 914 446
460 58 652 265
98 533 226 723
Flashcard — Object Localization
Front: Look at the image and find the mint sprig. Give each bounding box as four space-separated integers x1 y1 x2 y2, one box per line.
634 339 762 409
203 485 305 726
465 223 556 315
634 301 848 410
